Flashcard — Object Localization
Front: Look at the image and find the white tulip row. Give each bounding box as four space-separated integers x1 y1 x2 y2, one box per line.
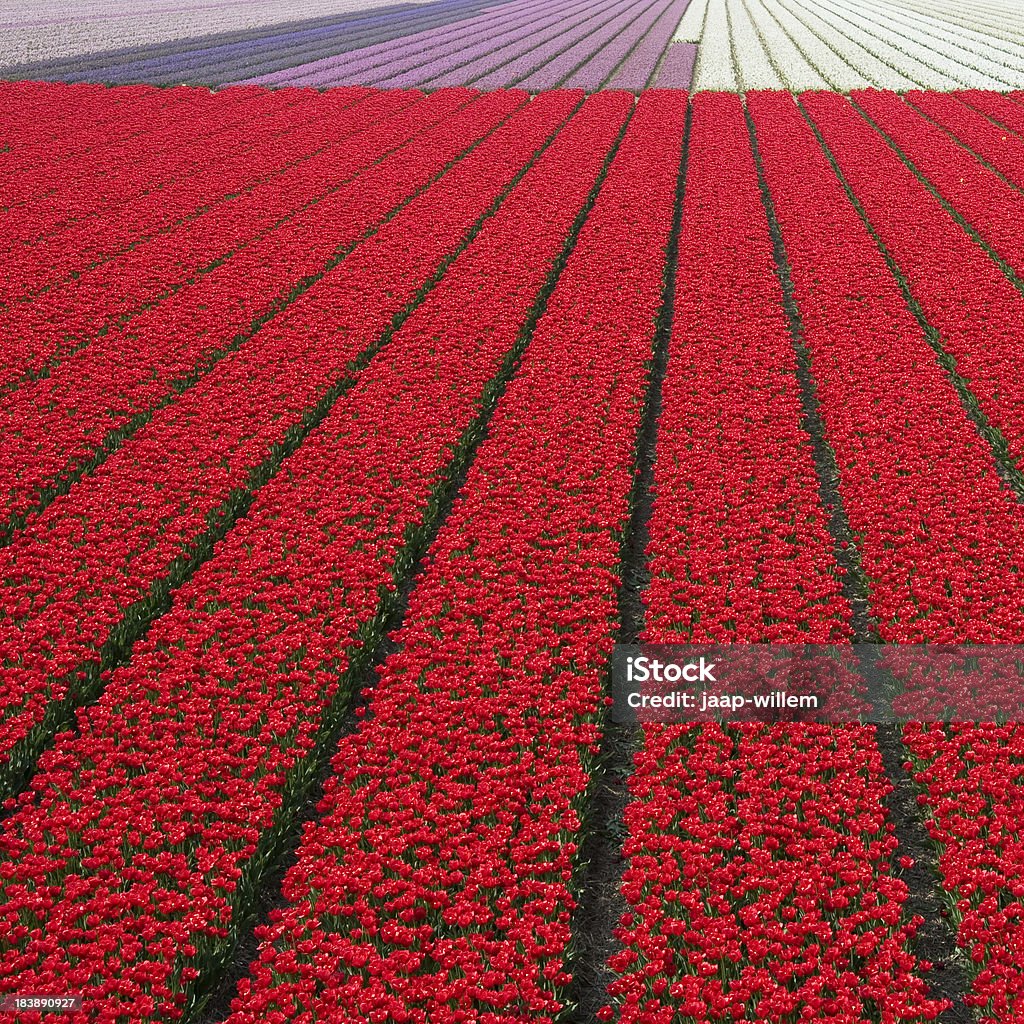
678 0 1024 91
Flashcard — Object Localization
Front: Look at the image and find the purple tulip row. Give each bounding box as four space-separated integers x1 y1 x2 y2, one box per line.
606 0 693 90
561 0 691 90
379 0 609 89
5 0 507 87
241 0 561 87
255 0 583 88
652 40 697 88
467 0 644 90
509 0 657 91
232 0 692 93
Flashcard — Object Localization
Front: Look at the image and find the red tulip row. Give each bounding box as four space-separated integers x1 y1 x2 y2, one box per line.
956 89 1024 137
0 87 397 395
0 88 473 531
220 89 685 1024
901 722 1024 1020
785 92 1024 1020
855 90 1024 277
0 86 370 304
639 92 849 650
802 91 1024 474
906 90 1024 191
1 89 327 291
0 88 618 1024
1 84 276 222
0 81 196 178
0 87 550 799
757 92 1024 1017
609 723 943 1024
603 92 942 1024
757 90 1024 644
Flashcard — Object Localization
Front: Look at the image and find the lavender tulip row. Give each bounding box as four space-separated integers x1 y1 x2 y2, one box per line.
606 0 693 90
514 0 662 90
247 0 577 88
413 0 612 90
466 0 645 90
561 0 691 91
4 0 513 87
5 0 695 94
652 40 698 88
238 0 685 93
377 0 630 90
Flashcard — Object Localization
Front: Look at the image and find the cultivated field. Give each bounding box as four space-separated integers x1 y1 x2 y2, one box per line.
4 78 1024 1021
5 0 1024 90
2 2 1024 1022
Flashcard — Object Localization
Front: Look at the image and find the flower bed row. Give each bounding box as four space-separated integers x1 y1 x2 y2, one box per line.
757 90 1024 642
221 89 684 1024
504 0 660 92
0 88 471 533
604 0 692 92
783 91 1024 1019
802 91 1024 473
557 0 684 92
0 88 619 1023
956 89 1024 137
901 722 1024 1020
855 90 1024 278
398 0 607 91
906 90 1024 192
756 89 1024 1015
604 92 941 1024
0 88 549 800
2 86 285 241
639 91 849 648
1 87 337 302
0 81 196 181
0 87 387 395
388 0 629 92
317 0 586 90
1 84 364 305
610 723 941 1023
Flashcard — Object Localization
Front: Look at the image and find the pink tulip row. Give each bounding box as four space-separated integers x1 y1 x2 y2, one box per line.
0 88 622 1022
0 89 546 798
0 88 473 532
220 89 685 1024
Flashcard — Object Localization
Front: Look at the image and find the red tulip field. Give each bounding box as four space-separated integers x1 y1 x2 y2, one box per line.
4 76 1024 1023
